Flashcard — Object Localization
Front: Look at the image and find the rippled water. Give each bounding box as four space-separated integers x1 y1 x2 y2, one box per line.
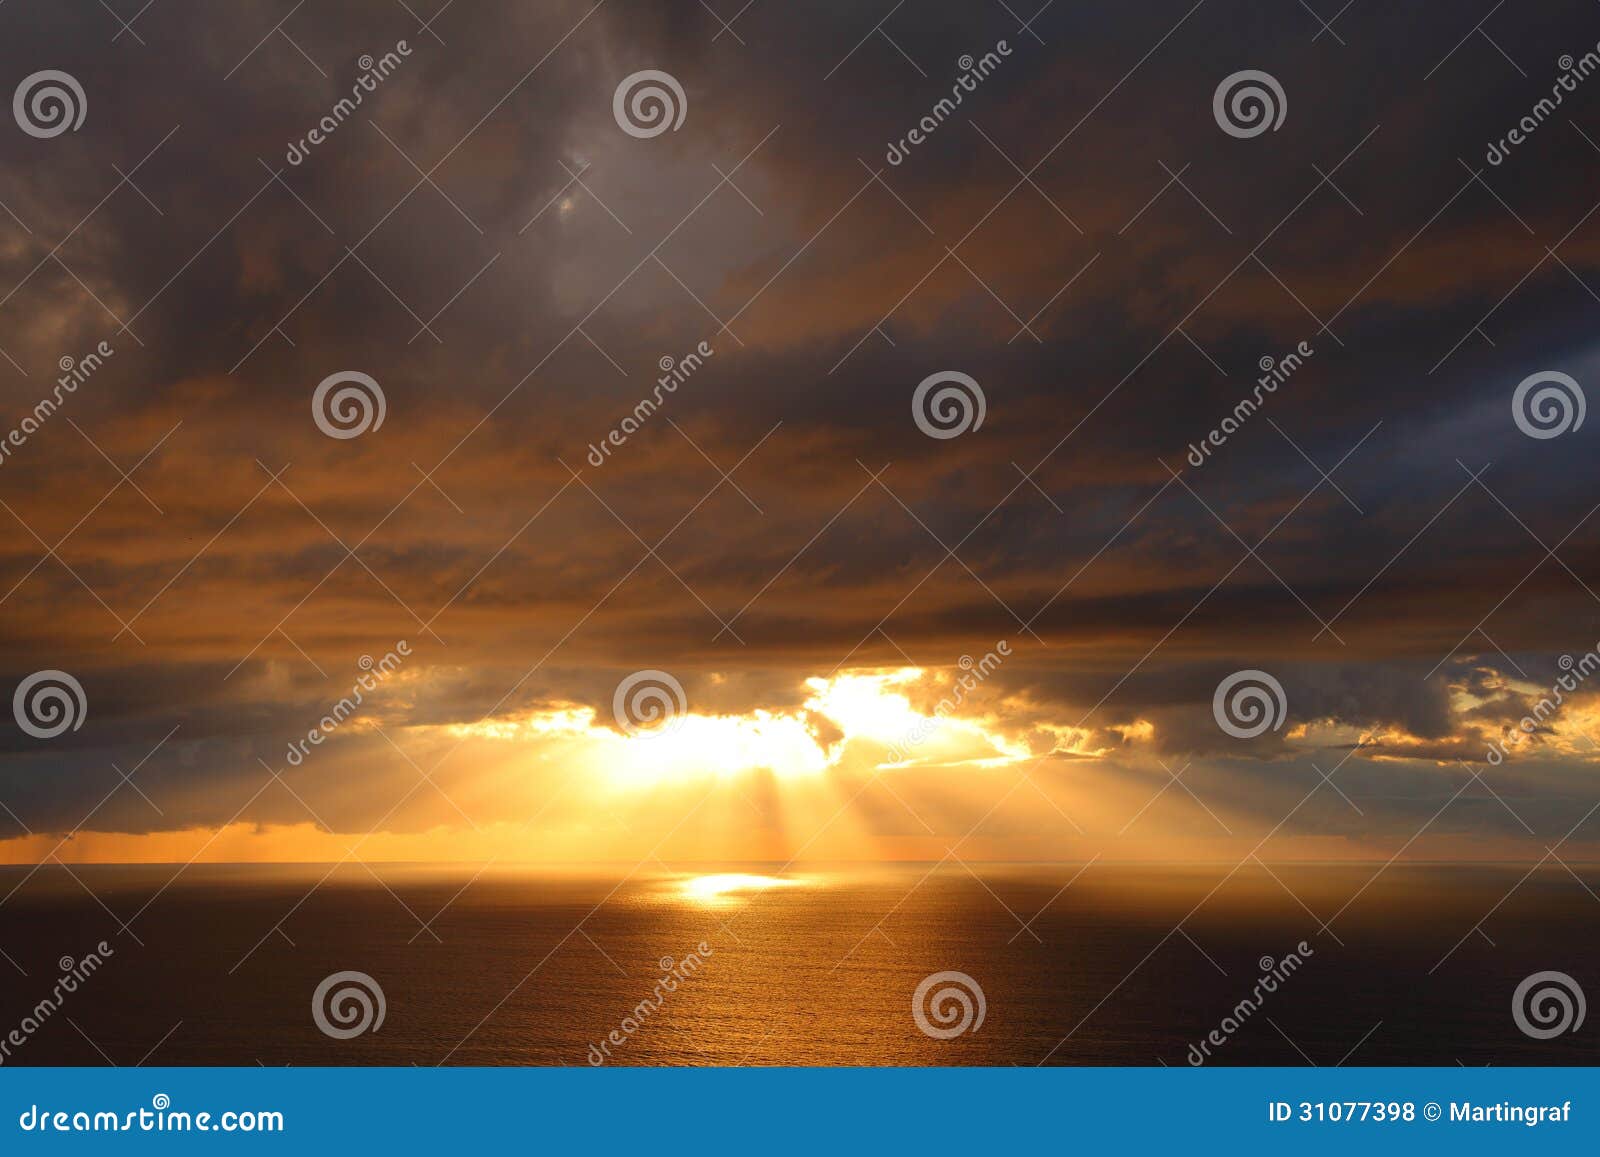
0 863 1593 1065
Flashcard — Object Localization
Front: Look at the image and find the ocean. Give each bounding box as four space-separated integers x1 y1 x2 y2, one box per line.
0 863 1592 1066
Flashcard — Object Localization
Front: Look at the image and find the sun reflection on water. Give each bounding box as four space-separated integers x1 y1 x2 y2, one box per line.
679 873 800 904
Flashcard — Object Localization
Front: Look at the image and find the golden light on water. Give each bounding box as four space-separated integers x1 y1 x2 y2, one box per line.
679 873 800 903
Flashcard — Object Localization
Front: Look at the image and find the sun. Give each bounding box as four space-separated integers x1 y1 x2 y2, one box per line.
436 666 1034 797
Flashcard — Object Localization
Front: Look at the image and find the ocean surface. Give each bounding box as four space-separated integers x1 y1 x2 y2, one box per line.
0 862 1593 1066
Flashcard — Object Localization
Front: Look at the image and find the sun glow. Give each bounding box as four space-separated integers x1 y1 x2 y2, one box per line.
438 666 1037 791
801 670 927 740
610 710 832 786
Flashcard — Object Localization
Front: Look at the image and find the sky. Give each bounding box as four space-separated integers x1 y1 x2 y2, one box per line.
2 0 1600 865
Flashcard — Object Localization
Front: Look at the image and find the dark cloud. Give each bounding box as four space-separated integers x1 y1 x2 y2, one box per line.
3 1 1600 844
